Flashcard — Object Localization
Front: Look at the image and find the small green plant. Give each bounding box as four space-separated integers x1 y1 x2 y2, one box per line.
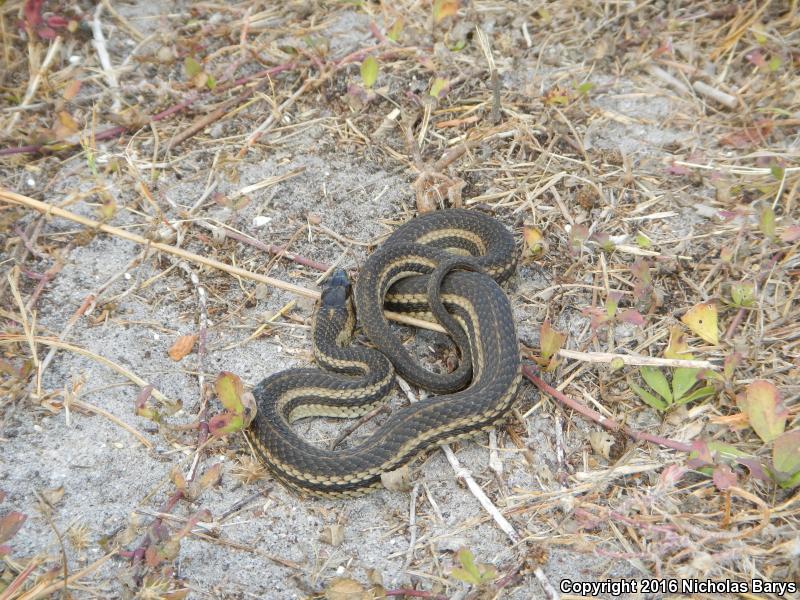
771 430 800 489
360 56 378 89
582 291 645 333
729 281 755 308
184 56 216 90
209 372 256 435
450 548 497 587
629 366 715 412
532 320 565 372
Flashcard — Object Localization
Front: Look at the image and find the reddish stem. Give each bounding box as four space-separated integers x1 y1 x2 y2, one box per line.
522 363 691 453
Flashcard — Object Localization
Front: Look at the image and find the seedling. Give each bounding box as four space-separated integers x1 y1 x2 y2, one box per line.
450 548 497 587
532 320 565 372
209 372 256 436
582 291 645 333
629 366 715 412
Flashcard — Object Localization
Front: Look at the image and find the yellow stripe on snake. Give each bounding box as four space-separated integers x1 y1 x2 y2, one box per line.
246 209 521 496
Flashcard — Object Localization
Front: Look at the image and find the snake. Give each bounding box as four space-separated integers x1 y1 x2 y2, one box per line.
246 208 521 497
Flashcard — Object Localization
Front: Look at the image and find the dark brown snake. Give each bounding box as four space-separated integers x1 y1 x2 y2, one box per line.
246 209 521 496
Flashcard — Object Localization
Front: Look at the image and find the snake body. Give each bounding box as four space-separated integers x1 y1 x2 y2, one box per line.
248 209 521 496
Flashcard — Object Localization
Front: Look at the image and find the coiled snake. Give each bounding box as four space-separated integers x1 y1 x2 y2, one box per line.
247 209 521 496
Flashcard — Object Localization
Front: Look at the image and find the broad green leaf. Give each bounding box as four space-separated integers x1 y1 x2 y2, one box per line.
707 441 749 460
576 81 593 95
456 548 481 583
674 385 715 406
759 205 776 239
539 320 565 361
360 56 378 89
629 378 668 411
739 380 786 443
452 548 495 585
730 282 754 307
777 471 800 489
681 301 719 345
450 568 481 585
773 430 800 483
640 367 672 403
387 18 404 42
430 77 448 98
215 372 244 414
209 413 244 436
671 367 699 401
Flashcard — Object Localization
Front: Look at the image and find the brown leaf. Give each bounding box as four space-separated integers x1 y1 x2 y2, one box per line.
0 511 26 543
40 486 64 506
325 578 366 600
319 524 345 547
719 120 774 148
168 334 197 361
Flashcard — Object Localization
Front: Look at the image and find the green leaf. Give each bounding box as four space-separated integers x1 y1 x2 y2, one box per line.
209 413 244 436
730 282 754 307
759 205 776 240
539 320 565 361
605 292 620 319
430 77 448 98
575 81 593 95
707 441 749 460
184 57 202 78
777 471 800 489
360 56 378 89
450 568 481 586
739 380 786 443
640 367 672 403
629 378 668 411
674 385 715 406
770 165 785 180
457 548 481 582
387 18 404 42
773 430 800 484
215 372 244 415
205 74 216 90
767 56 782 72
671 367 699 402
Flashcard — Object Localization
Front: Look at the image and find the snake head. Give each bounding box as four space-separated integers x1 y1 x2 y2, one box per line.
320 268 352 309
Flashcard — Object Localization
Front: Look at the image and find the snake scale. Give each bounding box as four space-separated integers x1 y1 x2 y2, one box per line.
247 208 521 496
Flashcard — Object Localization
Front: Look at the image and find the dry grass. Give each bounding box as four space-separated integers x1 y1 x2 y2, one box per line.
1 0 799 598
